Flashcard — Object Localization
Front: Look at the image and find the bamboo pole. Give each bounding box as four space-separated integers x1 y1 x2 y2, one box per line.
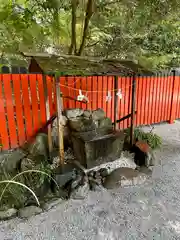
130 74 136 146
55 76 64 172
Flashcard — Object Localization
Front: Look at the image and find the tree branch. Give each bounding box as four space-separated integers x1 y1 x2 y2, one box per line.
68 0 79 55
77 0 94 56
86 41 99 48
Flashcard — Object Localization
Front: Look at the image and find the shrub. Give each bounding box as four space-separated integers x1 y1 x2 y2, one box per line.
124 127 162 150
0 169 58 210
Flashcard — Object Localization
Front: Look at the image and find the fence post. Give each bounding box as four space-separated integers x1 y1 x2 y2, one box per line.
169 70 178 124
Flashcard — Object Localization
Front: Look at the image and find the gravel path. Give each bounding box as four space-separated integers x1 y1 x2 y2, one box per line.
1 122 180 240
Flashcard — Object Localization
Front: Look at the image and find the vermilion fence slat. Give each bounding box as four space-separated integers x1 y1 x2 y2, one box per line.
117 76 123 129
150 76 156 123
144 76 150 125
76 77 82 109
109 76 114 121
60 76 66 108
156 75 161 123
164 75 169 121
160 77 165 122
51 77 57 111
21 74 33 139
0 75 9 149
91 76 96 111
104 76 108 116
12 74 26 145
128 77 132 127
46 76 54 117
80 76 88 110
3 74 18 148
97 76 103 114
136 76 143 125
67 76 75 109
29 74 40 132
36 74 47 127
124 77 131 129
167 76 174 122
102 76 107 117
175 76 180 119
121 77 126 129
158 76 163 123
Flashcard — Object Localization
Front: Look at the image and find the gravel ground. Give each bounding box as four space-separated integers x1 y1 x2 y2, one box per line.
1 122 180 240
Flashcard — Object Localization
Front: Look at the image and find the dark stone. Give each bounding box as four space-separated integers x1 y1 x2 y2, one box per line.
53 169 77 188
92 108 105 121
0 149 26 175
68 117 96 132
65 108 84 119
98 168 109 178
71 131 125 169
130 142 155 167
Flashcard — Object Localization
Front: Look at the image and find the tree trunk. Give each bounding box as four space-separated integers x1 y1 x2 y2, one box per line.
77 0 94 56
68 0 79 54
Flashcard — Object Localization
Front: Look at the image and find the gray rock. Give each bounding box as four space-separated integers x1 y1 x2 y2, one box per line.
65 108 84 119
70 182 89 200
71 175 83 190
83 110 92 118
98 117 113 132
0 149 26 174
92 108 105 121
103 167 148 189
18 206 42 218
0 208 17 220
27 133 49 161
68 117 96 132
52 126 71 148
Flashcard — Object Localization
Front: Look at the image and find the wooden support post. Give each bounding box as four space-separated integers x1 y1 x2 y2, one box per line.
114 75 118 131
55 76 64 172
130 74 136 146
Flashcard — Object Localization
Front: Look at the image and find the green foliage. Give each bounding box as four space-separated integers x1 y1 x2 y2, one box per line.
0 172 27 210
124 127 162 150
0 169 57 210
1 0 180 69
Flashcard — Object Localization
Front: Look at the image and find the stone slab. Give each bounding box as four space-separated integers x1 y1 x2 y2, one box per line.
71 130 125 169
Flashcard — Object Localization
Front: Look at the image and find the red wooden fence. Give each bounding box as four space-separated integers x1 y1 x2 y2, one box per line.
0 74 179 150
